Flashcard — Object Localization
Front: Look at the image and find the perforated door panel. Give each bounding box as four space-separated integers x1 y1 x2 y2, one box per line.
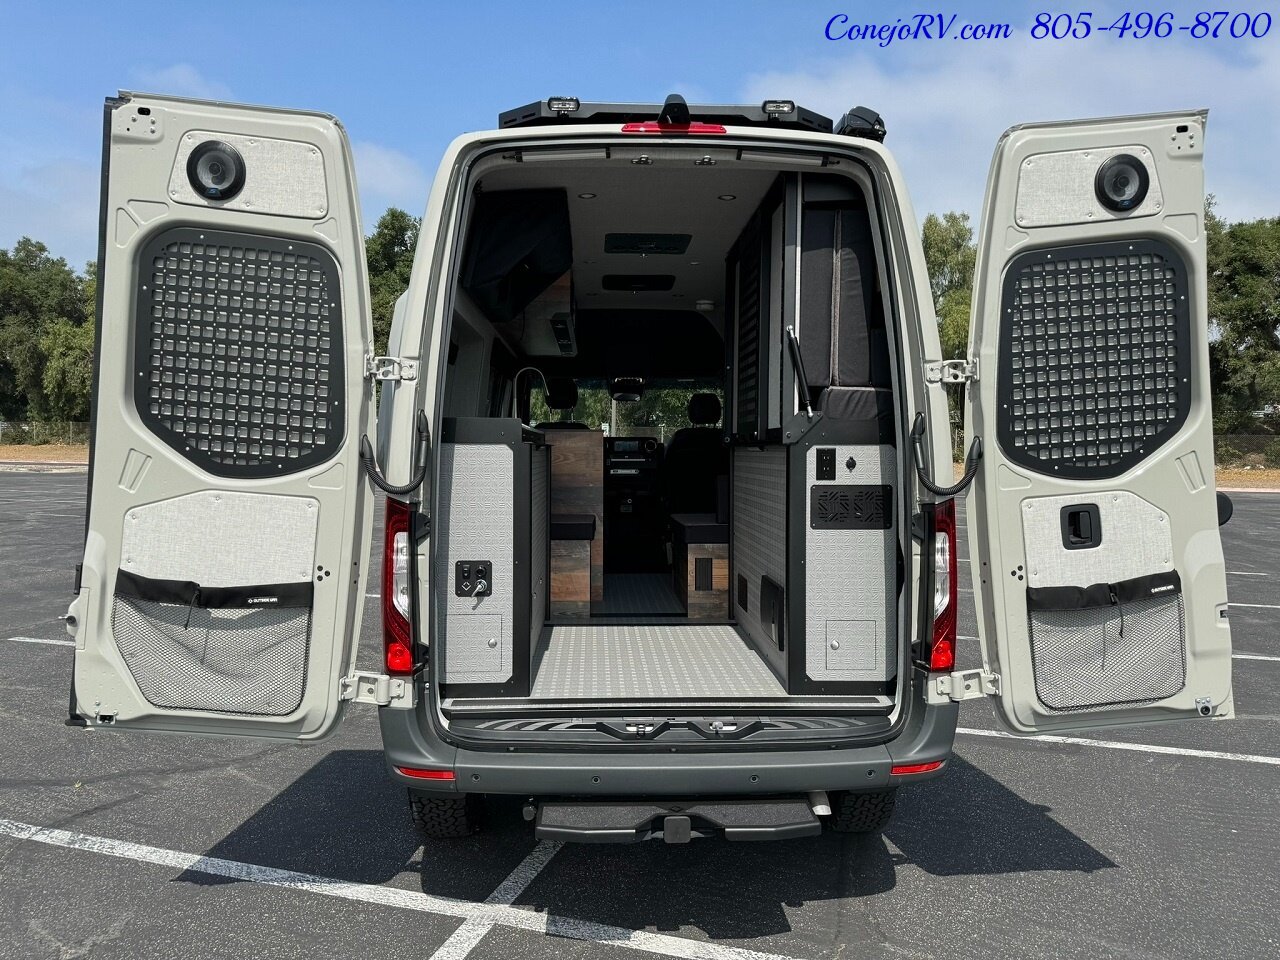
134 227 345 477
997 239 1190 480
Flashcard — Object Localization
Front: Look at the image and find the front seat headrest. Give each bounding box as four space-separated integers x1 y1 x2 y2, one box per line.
545 377 578 411
687 392 721 425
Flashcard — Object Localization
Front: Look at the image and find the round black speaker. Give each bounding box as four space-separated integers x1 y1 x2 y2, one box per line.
186 140 246 201
1094 154 1150 212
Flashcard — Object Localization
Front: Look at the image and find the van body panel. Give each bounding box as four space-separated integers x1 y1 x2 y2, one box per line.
966 111 1233 734
68 93 375 739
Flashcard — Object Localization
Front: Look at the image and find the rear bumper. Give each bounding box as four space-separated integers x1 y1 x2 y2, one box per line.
379 674 958 797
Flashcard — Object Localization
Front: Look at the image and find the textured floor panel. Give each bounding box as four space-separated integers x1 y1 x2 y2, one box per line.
530 624 785 699
594 573 685 616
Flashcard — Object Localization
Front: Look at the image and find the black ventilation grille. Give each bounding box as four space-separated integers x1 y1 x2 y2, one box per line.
694 557 714 591
604 233 691 255
997 239 1191 479
601 274 675 292
134 228 344 477
809 485 893 529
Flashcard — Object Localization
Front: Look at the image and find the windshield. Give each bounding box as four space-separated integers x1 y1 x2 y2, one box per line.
530 378 723 441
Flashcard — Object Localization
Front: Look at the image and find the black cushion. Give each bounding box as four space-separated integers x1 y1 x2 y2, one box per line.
670 513 729 545
551 513 596 540
687 392 721 425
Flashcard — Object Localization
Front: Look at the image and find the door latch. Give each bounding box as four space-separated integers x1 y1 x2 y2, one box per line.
926 668 1000 704
924 359 978 384
365 355 420 382
340 671 415 708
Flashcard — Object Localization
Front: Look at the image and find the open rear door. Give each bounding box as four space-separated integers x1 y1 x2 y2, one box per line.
68 93 375 739
965 112 1233 734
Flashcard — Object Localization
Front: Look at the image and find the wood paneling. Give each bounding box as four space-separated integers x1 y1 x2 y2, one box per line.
545 430 605 607
675 541 730 620
550 539 591 620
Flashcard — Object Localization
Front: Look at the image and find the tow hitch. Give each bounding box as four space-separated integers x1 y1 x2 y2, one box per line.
532 797 823 843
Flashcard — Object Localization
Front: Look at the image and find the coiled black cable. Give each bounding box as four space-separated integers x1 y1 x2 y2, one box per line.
359 410 430 497
911 411 982 497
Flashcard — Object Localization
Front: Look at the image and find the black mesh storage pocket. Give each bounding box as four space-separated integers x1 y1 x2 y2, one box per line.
1027 571 1186 712
111 570 313 716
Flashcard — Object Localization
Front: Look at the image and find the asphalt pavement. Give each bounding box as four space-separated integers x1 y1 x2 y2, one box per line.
0 472 1276 960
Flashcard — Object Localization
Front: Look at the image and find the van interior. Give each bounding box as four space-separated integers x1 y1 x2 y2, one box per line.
432 142 908 725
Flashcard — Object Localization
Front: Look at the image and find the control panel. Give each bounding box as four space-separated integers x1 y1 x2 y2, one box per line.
454 560 493 597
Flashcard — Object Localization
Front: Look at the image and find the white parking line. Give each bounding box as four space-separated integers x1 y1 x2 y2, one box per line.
10 637 74 647
957 727 1280 766
1235 653 1280 663
1228 571 1268 577
0 819 793 960
1230 603 1280 610
429 841 562 960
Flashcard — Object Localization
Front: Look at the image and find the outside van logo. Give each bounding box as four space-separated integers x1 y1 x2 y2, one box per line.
247 596 279 605
1149 584 1176 595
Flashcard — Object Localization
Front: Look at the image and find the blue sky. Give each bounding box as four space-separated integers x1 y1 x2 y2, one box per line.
1 0 1276 268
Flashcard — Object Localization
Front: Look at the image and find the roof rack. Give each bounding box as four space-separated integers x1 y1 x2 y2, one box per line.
499 95 859 136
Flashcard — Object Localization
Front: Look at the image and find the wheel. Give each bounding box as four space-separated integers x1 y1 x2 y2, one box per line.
408 790 478 839
830 788 897 834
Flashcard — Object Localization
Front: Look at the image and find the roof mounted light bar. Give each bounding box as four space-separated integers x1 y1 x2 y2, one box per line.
499 95 880 137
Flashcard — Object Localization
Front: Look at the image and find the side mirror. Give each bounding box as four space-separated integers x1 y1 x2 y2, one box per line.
1217 491 1233 527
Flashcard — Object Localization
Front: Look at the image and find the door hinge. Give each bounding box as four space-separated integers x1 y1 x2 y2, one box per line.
340 671 416 708
926 667 1000 704
924 359 978 384
365 355 420 382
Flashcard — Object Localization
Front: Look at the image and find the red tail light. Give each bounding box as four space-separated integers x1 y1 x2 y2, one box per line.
891 760 945 776
620 121 727 134
930 499 958 671
382 497 414 675
395 766 455 781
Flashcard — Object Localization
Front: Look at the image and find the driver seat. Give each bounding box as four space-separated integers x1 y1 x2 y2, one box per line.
662 393 726 514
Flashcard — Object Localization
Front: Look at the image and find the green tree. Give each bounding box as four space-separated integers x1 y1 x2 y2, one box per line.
365 208 420 355
1205 196 1280 433
0 238 90 420
921 211 976 360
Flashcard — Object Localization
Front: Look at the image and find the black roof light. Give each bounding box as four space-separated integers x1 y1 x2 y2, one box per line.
761 99 796 116
547 96 580 114
837 105 887 142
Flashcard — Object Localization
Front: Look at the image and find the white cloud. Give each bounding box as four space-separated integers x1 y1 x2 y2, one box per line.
128 64 233 101
352 141 433 221
742 37 1280 226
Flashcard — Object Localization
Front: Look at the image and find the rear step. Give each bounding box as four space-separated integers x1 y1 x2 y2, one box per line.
531 797 822 843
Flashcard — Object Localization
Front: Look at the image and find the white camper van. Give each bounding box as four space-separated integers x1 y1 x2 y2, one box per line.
67 93 1234 842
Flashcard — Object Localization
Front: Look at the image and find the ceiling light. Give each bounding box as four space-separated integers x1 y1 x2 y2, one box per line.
578 192 597 199
695 299 716 312
718 194 736 201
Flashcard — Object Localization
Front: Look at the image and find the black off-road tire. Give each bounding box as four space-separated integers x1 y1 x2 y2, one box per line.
830 788 897 834
408 790 478 839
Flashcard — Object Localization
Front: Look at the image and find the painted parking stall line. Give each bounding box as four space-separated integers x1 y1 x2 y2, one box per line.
0 819 796 960
9 637 74 647
957 727 1280 767
428 840 563 960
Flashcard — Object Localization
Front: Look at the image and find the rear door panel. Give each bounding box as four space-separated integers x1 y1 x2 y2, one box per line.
70 93 374 739
966 112 1233 734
